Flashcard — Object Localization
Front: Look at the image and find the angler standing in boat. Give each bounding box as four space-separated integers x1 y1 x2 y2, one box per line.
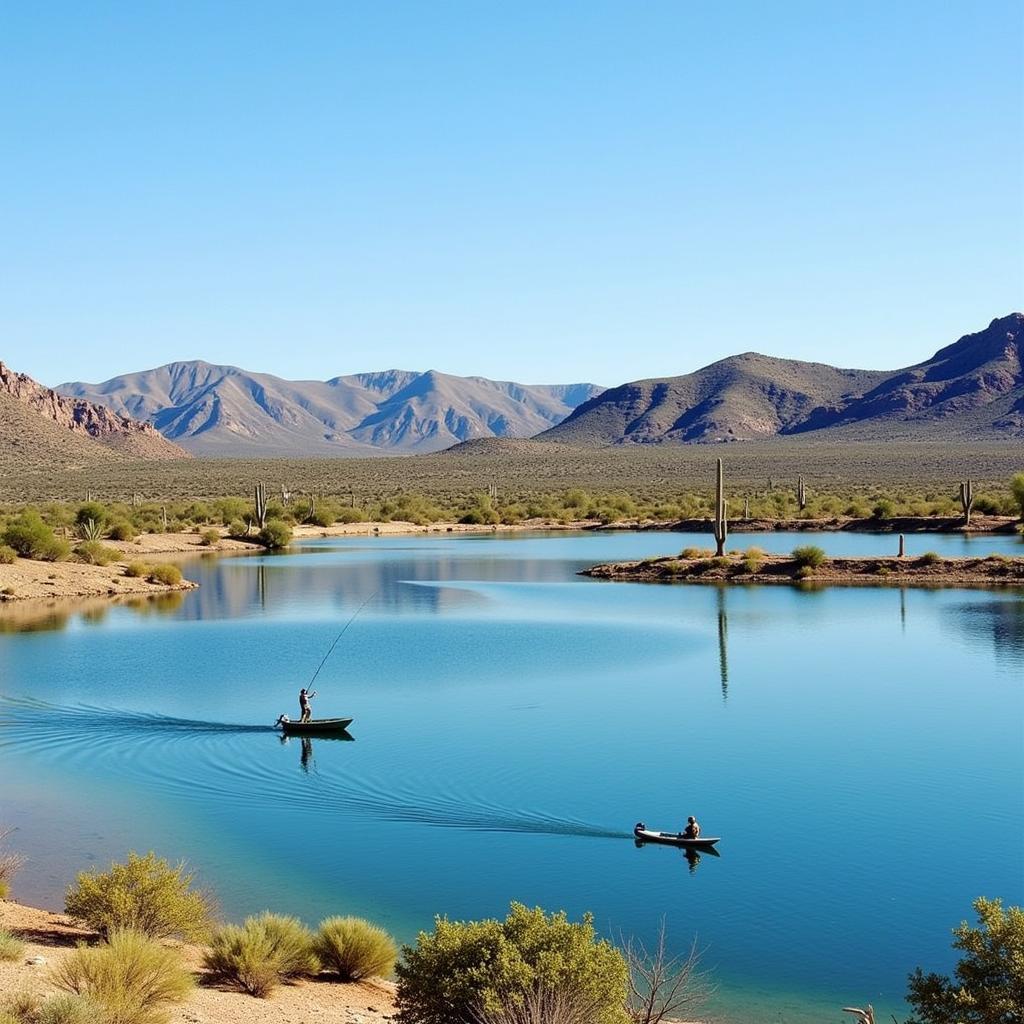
299 687 317 723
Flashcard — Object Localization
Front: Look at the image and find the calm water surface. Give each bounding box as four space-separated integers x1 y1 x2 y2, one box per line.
1 530 1021 1024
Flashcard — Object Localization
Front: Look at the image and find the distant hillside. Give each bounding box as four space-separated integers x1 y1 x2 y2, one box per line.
0 361 189 471
541 314 1023 445
58 363 604 456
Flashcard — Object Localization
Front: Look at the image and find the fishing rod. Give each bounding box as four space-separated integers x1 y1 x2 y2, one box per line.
306 590 378 689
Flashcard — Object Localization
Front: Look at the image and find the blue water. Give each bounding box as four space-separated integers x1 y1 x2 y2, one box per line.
0 530 1021 1024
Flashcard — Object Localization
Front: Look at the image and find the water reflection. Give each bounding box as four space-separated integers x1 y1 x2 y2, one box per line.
944 593 1024 665
0 592 183 634
716 587 729 702
279 732 355 774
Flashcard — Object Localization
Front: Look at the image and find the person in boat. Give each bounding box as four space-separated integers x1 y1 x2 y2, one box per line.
298 687 317 723
683 816 701 839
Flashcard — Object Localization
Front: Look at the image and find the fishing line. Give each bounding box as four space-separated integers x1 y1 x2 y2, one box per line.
306 590 378 689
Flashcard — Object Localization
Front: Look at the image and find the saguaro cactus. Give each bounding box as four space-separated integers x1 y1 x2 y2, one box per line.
898 533 905 558
254 482 268 529
713 458 728 557
959 480 974 526
797 476 807 511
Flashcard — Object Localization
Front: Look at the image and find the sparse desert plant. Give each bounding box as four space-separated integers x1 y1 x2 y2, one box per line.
36 994 104 1024
0 545 16 564
146 565 182 587
0 826 24 899
680 547 713 559
75 503 108 532
227 518 249 539
106 519 135 541
204 913 320 997
396 902 629 1024
199 529 220 547
314 916 397 981
2 511 70 562
1 1011 23 1024
743 546 765 573
1011 472 1024 521
51 929 192 1024
257 519 292 550
795 565 814 579
918 551 943 565
73 541 120 566
124 562 149 578
65 851 210 941
621 921 715 1024
792 545 827 569
0 929 25 962
3 991 41 1023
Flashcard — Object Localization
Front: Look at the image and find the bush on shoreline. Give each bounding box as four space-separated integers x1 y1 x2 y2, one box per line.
314 916 397 981
396 902 629 1024
2 511 70 562
146 564 182 586
257 519 292 549
791 545 827 569
52 929 192 1024
73 541 120 566
65 852 211 941
204 913 320 997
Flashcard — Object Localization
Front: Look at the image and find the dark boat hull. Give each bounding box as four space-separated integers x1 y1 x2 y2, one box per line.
281 718 353 736
633 826 720 849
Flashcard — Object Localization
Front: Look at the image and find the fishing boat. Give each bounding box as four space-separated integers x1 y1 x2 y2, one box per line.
633 822 720 849
277 716 353 736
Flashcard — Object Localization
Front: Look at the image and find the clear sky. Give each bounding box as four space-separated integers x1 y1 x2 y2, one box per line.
2 1 1022 388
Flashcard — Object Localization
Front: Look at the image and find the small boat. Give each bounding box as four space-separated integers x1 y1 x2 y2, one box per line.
633 822 720 849
277 717 353 736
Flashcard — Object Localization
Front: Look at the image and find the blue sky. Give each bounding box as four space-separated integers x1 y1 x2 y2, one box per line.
2 1 1021 387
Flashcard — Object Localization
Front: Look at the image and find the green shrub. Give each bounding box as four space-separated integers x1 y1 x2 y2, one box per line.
0 545 15 564
2 511 70 561
199 529 220 547
711 556 732 570
107 519 135 542
257 520 292 550
147 565 182 587
906 897 1023 1024
872 499 896 520
334 506 368 524
1011 472 1024 521
795 565 814 580
918 552 943 565
36 995 104 1024
792 545 827 568
204 914 320 997
227 519 249 540
213 497 250 525
314 916 397 981
0 929 25 961
124 562 149 578
65 851 210 940
75 503 108 532
73 542 120 567
51 929 192 1024
395 902 629 1024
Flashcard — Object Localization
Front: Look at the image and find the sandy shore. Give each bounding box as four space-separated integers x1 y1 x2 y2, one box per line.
0 556 198 603
0 901 397 1024
583 552 1024 587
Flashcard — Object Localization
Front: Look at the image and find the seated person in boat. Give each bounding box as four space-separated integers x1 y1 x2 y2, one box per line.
298 687 317 723
683 816 700 839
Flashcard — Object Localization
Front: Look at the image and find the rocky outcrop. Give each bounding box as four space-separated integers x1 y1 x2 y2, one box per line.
0 361 190 460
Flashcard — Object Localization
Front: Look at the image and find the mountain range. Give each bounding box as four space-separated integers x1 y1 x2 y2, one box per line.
3 312 1019 466
57 364 604 456
539 313 1023 445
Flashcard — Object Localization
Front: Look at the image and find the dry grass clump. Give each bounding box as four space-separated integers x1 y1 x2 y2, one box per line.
0 929 26 961
199 529 220 546
2 992 41 1021
473 981 609 1024
791 545 827 569
51 929 192 1024
146 565 182 587
918 551 943 565
72 542 120 566
124 563 148 578
65 851 211 941
680 547 714 559
314 916 397 981
0 544 16 564
35 994 104 1024
204 913 320 997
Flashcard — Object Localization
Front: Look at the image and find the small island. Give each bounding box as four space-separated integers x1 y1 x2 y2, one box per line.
582 546 1024 588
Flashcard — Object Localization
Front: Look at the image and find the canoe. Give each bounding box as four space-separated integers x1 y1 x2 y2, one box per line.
280 717 353 736
633 823 720 849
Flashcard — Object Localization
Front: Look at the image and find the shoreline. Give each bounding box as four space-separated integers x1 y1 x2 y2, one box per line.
582 552 1024 587
0 900 398 1023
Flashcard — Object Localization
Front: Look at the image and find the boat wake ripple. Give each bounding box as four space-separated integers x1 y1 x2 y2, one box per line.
0 696 277 735
0 697 628 841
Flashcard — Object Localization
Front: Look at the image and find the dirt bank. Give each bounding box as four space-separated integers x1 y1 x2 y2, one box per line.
0 556 197 603
583 552 1024 587
0 901 397 1024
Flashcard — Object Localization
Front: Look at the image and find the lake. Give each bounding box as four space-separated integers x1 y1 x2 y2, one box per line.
1 529 1022 1023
